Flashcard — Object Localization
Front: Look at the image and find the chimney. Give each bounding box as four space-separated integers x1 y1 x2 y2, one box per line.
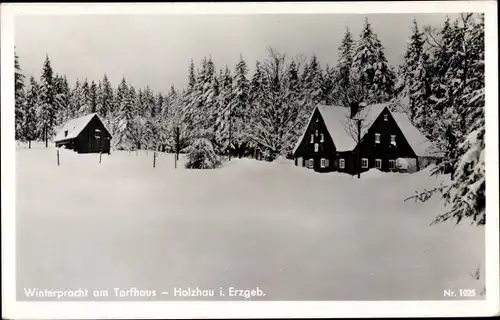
350 102 359 119
350 102 367 119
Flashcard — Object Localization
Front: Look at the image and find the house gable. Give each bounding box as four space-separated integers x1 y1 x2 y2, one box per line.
293 108 337 158
355 107 417 159
77 115 112 141
54 113 111 143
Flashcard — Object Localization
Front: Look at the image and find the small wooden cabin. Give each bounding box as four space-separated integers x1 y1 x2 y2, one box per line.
292 103 443 174
54 113 112 154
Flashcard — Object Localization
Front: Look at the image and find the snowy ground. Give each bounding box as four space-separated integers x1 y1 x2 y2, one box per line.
15 142 485 301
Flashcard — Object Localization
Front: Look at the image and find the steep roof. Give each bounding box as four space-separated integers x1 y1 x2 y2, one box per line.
318 103 387 152
54 113 109 142
293 103 443 157
390 112 443 157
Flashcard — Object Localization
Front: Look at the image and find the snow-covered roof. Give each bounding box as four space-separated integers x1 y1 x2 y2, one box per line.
390 112 443 157
316 103 387 152
293 103 443 157
54 113 108 142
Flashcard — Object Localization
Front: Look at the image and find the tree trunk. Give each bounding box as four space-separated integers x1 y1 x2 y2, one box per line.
357 119 361 179
45 126 48 148
28 140 31 149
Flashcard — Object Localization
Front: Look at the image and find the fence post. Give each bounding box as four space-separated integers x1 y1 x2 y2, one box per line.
153 151 156 168
57 149 60 166
99 151 102 164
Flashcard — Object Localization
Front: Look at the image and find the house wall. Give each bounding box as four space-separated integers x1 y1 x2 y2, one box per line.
76 116 112 153
55 139 78 151
293 108 337 172
339 108 417 175
293 106 431 175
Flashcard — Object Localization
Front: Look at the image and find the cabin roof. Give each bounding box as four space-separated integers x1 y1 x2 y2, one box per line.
54 113 109 142
390 112 443 157
293 103 443 157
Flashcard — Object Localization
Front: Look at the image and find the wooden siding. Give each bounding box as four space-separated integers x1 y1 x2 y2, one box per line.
293 106 423 175
293 108 337 172
55 115 111 154
349 108 417 174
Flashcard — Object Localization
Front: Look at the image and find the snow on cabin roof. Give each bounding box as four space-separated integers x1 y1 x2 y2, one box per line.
293 103 443 157
316 103 388 152
390 112 443 157
54 113 108 142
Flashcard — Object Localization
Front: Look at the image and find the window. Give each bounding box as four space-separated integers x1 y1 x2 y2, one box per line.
297 157 303 167
326 159 330 167
310 134 314 143
316 117 319 123
314 143 319 152
389 160 396 170
339 159 345 169
375 159 382 169
315 130 319 136
308 159 314 169
384 114 388 121
361 158 369 168
320 133 324 142
390 134 396 146
375 133 381 144
320 158 326 168
64 130 68 137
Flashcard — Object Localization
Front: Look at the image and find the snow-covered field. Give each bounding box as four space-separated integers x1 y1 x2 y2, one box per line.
15 143 485 301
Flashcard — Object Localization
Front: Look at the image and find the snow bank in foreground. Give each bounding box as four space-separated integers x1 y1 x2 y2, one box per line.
15 145 485 301
362 168 410 179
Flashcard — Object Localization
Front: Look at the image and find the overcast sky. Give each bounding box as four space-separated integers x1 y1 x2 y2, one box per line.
15 14 454 93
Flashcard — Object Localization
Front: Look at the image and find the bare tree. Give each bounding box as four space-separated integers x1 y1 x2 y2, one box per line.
249 47 304 158
337 77 372 178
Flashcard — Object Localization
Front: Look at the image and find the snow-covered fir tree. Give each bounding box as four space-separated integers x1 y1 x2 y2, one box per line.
301 54 324 113
15 49 26 141
334 27 354 105
185 137 222 169
53 75 71 126
351 18 395 104
285 58 307 153
113 77 135 150
141 86 158 150
38 55 57 147
436 14 485 225
69 79 83 121
402 19 426 121
22 76 39 147
79 79 92 115
214 66 234 156
322 64 336 105
161 85 185 152
408 13 485 226
90 80 98 113
181 58 202 137
230 55 250 156
99 74 114 119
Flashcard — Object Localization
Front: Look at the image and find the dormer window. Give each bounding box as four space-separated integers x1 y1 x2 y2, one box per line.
64 130 68 137
314 143 319 152
320 133 324 142
310 134 314 143
375 133 381 144
390 134 396 146
384 114 388 121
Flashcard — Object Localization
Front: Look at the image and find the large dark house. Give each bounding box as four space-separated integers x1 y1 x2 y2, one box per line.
292 103 443 174
54 113 112 154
